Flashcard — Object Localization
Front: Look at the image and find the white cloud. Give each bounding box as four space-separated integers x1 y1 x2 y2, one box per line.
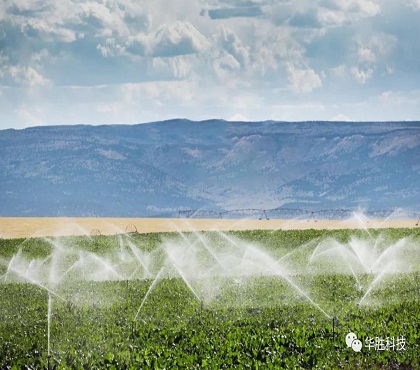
331 113 350 121
351 66 374 84
341 0 380 17
248 27 305 82
349 32 397 83
318 0 380 26
359 33 397 59
378 90 420 105
79 1 129 39
287 64 322 94
16 105 44 127
5 0 46 12
96 38 125 57
217 26 250 68
149 56 194 79
126 34 148 56
2 0 151 49
330 65 347 78
385 64 394 75
266 28 304 60
358 47 376 63
149 21 212 57
406 0 420 10
228 113 249 121
0 0 419 127
120 80 197 106
20 18 78 43
0 52 9 70
7 66 49 87
317 9 348 26
30 49 50 63
327 0 380 17
24 67 49 87
213 51 241 76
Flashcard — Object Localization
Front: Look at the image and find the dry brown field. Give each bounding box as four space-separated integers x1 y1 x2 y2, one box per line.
0 217 418 239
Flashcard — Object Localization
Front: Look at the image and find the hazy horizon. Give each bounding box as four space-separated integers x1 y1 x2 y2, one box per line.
1 118 420 132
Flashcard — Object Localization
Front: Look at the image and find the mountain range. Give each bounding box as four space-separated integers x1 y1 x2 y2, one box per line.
0 120 419 217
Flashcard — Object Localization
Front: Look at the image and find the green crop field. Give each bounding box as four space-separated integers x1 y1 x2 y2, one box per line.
0 228 419 369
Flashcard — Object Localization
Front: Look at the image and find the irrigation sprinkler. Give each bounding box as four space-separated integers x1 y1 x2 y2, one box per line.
131 321 136 340
331 316 340 348
331 276 338 346
2 223 417 366
125 224 138 234
90 229 101 236
158 207 417 222
259 210 269 220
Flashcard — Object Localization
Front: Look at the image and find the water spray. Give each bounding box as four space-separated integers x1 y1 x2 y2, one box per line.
134 268 164 322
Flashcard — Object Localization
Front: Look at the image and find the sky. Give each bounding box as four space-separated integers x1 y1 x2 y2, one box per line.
0 0 420 129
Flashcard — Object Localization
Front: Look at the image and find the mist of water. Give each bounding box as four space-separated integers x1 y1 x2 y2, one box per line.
1 222 418 318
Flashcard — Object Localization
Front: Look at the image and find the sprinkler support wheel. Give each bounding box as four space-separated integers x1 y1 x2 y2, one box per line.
125 224 138 234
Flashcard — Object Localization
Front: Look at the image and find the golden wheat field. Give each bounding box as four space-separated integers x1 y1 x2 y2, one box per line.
0 217 418 239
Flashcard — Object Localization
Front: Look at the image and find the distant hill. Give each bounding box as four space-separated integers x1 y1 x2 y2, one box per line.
0 120 419 217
